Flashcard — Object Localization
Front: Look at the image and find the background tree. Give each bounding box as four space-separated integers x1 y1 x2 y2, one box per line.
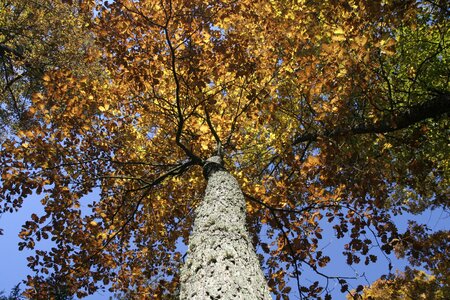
23 275 75 300
0 279 74 300
350 268 449 300
0 284 23 300
0 0 100 139
0 0 448 298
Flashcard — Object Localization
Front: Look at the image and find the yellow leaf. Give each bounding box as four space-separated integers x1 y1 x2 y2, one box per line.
199 124 209 133
382 143 393 150
337 67 347 77
97 232 107 240
32 93 44 101
332 35 346 42
304 156 320 167
42 74 51 82
99 104 109 112
333 27 345 35
355 36 368 47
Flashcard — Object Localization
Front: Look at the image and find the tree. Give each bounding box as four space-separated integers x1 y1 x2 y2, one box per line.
0 279 74 300
0 0 100 139
179 156 271 298
0 0 448 298
0 284 24 300
350 268 449 300
24 275 75 300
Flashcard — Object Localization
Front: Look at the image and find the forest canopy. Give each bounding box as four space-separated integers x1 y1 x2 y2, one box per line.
0 0 448 298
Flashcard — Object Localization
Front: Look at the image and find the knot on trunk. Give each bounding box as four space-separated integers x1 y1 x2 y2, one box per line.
203 156 225 179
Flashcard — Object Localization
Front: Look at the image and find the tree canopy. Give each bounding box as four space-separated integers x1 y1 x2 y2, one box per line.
350 268 449 300
0 0 100 139
0 0 448 298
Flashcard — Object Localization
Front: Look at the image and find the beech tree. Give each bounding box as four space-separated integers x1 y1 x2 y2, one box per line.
350 268 449 300
0 0 100 139
0 0 448 299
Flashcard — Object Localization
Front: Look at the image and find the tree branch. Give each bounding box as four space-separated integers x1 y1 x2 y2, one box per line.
204 106 222 146
293 92 450 144
74 159 196 273
0 43 24 59
163 17 203 165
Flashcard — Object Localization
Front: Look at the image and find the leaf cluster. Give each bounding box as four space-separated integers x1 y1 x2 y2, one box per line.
0 0 448 298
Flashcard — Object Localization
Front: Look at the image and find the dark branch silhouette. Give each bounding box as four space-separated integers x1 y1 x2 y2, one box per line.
293 92 449 144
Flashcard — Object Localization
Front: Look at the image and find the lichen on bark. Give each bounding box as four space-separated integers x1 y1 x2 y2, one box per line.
179 156 271 299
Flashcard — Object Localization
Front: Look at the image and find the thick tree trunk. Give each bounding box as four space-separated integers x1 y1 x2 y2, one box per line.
179 156 271 299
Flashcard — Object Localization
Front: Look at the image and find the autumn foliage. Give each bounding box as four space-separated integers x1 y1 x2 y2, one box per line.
350 269 449 300
0 0 449 298
0 0 99 138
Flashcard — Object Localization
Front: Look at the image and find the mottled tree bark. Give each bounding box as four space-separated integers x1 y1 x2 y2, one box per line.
179 156 271 299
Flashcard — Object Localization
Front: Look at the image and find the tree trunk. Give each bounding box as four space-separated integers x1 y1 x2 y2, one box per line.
179 156 271 299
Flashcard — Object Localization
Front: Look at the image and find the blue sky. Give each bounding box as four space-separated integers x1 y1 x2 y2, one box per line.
0 194 113 299
1 193 447 299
